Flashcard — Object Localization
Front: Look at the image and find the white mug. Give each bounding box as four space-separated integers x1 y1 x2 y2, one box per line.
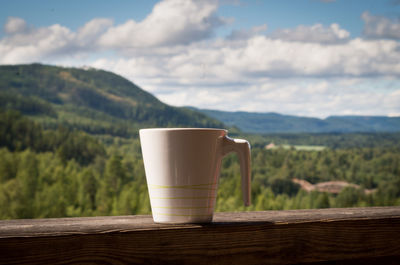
139 128 251 223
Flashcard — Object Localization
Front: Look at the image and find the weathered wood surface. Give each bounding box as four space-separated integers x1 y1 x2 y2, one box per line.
1 207 400 264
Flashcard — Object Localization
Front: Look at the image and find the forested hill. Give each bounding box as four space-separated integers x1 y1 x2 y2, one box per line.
193 108 400 134
0 64 224 137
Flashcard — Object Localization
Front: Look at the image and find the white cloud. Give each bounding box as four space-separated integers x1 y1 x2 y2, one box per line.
98 0 226 48
4 17 29 34
270 23 350 44
4 7 399 80
0 20 75 63
205 36 399 79
362 11 400 40
227 24 267 40
0 17 115 64
85 33 400 118
153 78 400 118
87 31 400 117
76 18 113 47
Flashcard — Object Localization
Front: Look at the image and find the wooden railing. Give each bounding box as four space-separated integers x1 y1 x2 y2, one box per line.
1 207 400 264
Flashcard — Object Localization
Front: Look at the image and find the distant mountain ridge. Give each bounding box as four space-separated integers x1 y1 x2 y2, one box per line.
193 108 400 133
2 63 399 135
0 64 224 137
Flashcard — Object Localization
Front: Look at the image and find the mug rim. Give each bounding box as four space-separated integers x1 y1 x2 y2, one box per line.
139 128 227 133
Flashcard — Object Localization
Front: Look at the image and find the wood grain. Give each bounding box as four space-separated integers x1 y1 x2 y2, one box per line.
1 207 400 264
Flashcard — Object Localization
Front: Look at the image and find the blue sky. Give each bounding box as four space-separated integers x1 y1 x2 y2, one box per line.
2 0 398 38
1 0 400 117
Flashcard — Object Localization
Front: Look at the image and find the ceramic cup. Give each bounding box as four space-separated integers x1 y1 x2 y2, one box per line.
139 128 251 223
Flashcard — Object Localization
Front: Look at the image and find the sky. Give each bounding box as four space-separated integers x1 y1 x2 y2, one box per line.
1 0 400 118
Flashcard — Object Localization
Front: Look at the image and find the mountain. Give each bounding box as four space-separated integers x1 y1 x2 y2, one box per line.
193 108 400 134
0 64 224 137
2 64 398 136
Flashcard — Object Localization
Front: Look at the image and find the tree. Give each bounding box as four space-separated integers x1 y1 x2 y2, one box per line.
105 154 126 196
0 148 17 183
15 150 39 218
335 187 362 208
315 192 330 208
270 178 300 196
79 168 98 213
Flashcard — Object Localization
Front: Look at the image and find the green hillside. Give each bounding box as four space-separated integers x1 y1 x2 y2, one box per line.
194 108 400 134
1 109 400 220
0 64 224 136
1 64 400 220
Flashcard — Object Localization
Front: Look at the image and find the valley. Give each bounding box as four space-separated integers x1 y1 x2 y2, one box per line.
0 64 399 219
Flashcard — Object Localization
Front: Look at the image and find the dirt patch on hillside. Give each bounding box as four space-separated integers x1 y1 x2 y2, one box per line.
292 178 376 194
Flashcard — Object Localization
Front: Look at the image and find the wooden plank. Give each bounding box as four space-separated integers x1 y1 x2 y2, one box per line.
0 207 400 264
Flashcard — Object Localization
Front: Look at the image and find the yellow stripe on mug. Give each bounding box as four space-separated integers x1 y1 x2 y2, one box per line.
148 183 217 190
152 212 213 217
151 206 213 209
151 196 216 200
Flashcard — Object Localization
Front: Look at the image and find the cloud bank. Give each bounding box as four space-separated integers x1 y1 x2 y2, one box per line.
1 0 399 117
270 23 350 44
362 11 400 40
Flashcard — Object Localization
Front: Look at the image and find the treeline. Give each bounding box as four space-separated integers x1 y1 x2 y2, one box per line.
0 111 399 219
0 64 224 138
217 147 400 212
0 148 150 219
0 110 149 219
0 110 105 165
0 91 221 138
246 132 400 149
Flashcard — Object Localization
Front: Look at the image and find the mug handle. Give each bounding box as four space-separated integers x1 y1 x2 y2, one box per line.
222 136 251 206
